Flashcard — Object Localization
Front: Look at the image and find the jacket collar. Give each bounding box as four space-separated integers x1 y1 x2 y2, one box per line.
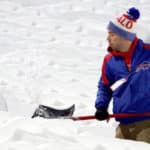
107 37 139 58
107 38 139 71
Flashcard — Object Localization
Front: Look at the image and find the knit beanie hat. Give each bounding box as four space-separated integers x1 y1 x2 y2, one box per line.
107 7 140 41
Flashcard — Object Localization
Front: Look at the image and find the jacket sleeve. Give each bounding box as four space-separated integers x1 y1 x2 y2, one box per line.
95 55 113 110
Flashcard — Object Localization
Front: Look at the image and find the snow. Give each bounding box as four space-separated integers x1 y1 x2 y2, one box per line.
0 0 150 149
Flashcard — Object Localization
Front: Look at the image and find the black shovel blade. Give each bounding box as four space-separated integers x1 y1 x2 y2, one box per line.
31 104 75 119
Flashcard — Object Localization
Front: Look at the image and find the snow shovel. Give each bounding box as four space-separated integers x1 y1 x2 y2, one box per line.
32 104 75 119
32 104 150 121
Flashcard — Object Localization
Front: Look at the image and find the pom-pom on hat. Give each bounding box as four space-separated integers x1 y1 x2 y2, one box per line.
107 7 140 41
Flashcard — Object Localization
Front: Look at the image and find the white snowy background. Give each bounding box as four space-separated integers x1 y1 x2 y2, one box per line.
0 0 150 149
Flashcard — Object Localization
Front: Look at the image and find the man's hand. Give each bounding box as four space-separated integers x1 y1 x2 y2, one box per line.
95 108 109 121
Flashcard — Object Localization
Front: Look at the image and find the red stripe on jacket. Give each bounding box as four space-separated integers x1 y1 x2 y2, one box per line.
101 54 113 85
143 44 150 50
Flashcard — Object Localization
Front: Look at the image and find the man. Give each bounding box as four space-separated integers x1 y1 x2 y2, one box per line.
95 7 150 143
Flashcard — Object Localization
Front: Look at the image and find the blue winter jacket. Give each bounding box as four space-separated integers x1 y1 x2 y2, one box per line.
95 38 150 124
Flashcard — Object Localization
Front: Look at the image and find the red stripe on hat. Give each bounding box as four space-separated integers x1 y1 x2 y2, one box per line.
123 14 136 22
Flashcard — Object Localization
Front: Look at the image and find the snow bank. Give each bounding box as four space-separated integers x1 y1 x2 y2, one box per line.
0 0 150 149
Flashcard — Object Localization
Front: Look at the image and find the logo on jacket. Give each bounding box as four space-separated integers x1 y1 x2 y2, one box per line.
136 61 150 72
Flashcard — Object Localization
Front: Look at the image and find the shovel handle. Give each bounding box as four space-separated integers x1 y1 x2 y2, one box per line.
71 115 96 121
71 112 150 121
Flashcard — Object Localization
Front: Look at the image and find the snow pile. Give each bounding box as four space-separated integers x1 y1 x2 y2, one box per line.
0 0 150 149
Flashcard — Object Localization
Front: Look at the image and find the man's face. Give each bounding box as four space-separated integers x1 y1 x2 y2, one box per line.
107 31 124 51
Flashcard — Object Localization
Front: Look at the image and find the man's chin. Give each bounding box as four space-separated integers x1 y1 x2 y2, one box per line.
109 45 114 49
